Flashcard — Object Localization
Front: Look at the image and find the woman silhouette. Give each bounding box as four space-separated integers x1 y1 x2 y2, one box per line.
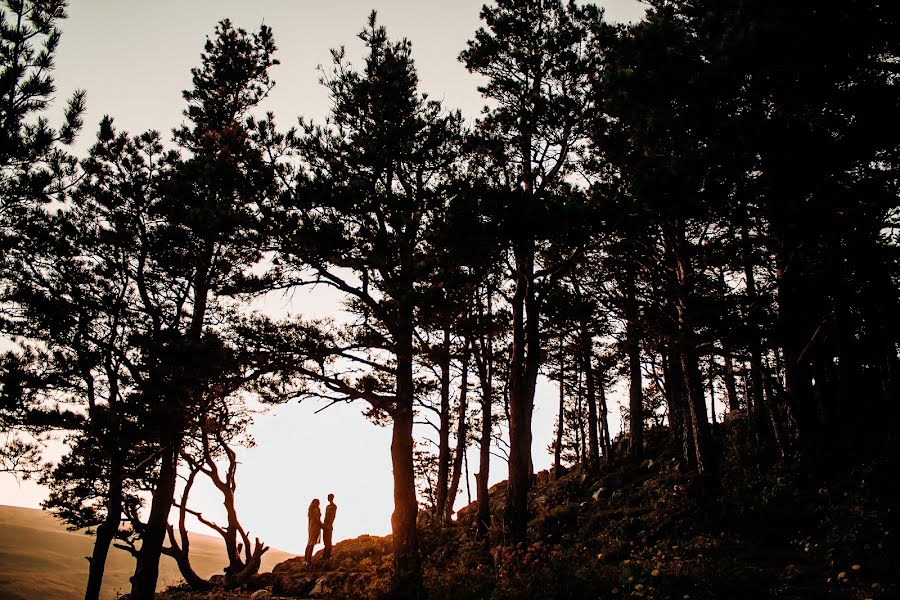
305 498 322 563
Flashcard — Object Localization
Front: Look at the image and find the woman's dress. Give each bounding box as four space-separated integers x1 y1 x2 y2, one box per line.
308 506 322 546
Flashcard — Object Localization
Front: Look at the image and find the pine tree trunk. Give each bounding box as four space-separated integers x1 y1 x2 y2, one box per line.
576 367 586 465
435 329 452 522
832 277 854 429
391 315 421 597
130 426 181 600
669 219 716 475
708 363 717 431
776 251 816 449
84 461 123 600
445 339 470 523
598 375 612 459
761 358 789 458
664 350 692 468
504 240 537 545
723 354 740 412
740 221 770 439
681 347 716 475
554 331 564 478
584 351 599 468
674 302 715 473
132 247 213 599
582 321 599 470
474 326 493 541
624 280 643 461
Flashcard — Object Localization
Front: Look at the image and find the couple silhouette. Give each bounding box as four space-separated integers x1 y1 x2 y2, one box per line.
305 493 337 563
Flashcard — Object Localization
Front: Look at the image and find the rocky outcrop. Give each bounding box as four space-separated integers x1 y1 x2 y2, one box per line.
151 534 393 599
262 534 393 598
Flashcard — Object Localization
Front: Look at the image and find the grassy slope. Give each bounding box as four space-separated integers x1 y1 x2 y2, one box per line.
421 424 900 599
0 505 294 600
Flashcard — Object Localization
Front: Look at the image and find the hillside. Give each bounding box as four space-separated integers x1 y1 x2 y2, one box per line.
154 422 899 599
0 505 293 600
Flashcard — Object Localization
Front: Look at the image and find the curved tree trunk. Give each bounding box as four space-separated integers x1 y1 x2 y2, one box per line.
163 411 269 592
163 524 213 592
161 466 212 591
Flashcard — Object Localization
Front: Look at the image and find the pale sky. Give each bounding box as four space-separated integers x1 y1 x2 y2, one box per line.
1 1 645 555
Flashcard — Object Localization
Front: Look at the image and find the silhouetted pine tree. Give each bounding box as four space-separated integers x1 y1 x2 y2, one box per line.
271 14 464 597
121 20 280 599
460 0 602 544
586 0 899 473
0 0 84 477
2 117 172 600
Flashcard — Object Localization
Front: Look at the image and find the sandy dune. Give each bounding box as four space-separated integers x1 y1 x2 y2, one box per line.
0 505 294 600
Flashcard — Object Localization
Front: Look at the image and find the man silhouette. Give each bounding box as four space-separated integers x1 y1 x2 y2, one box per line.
322 493 337 559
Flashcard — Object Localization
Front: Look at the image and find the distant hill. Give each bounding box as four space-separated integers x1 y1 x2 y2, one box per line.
0 505 294 600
